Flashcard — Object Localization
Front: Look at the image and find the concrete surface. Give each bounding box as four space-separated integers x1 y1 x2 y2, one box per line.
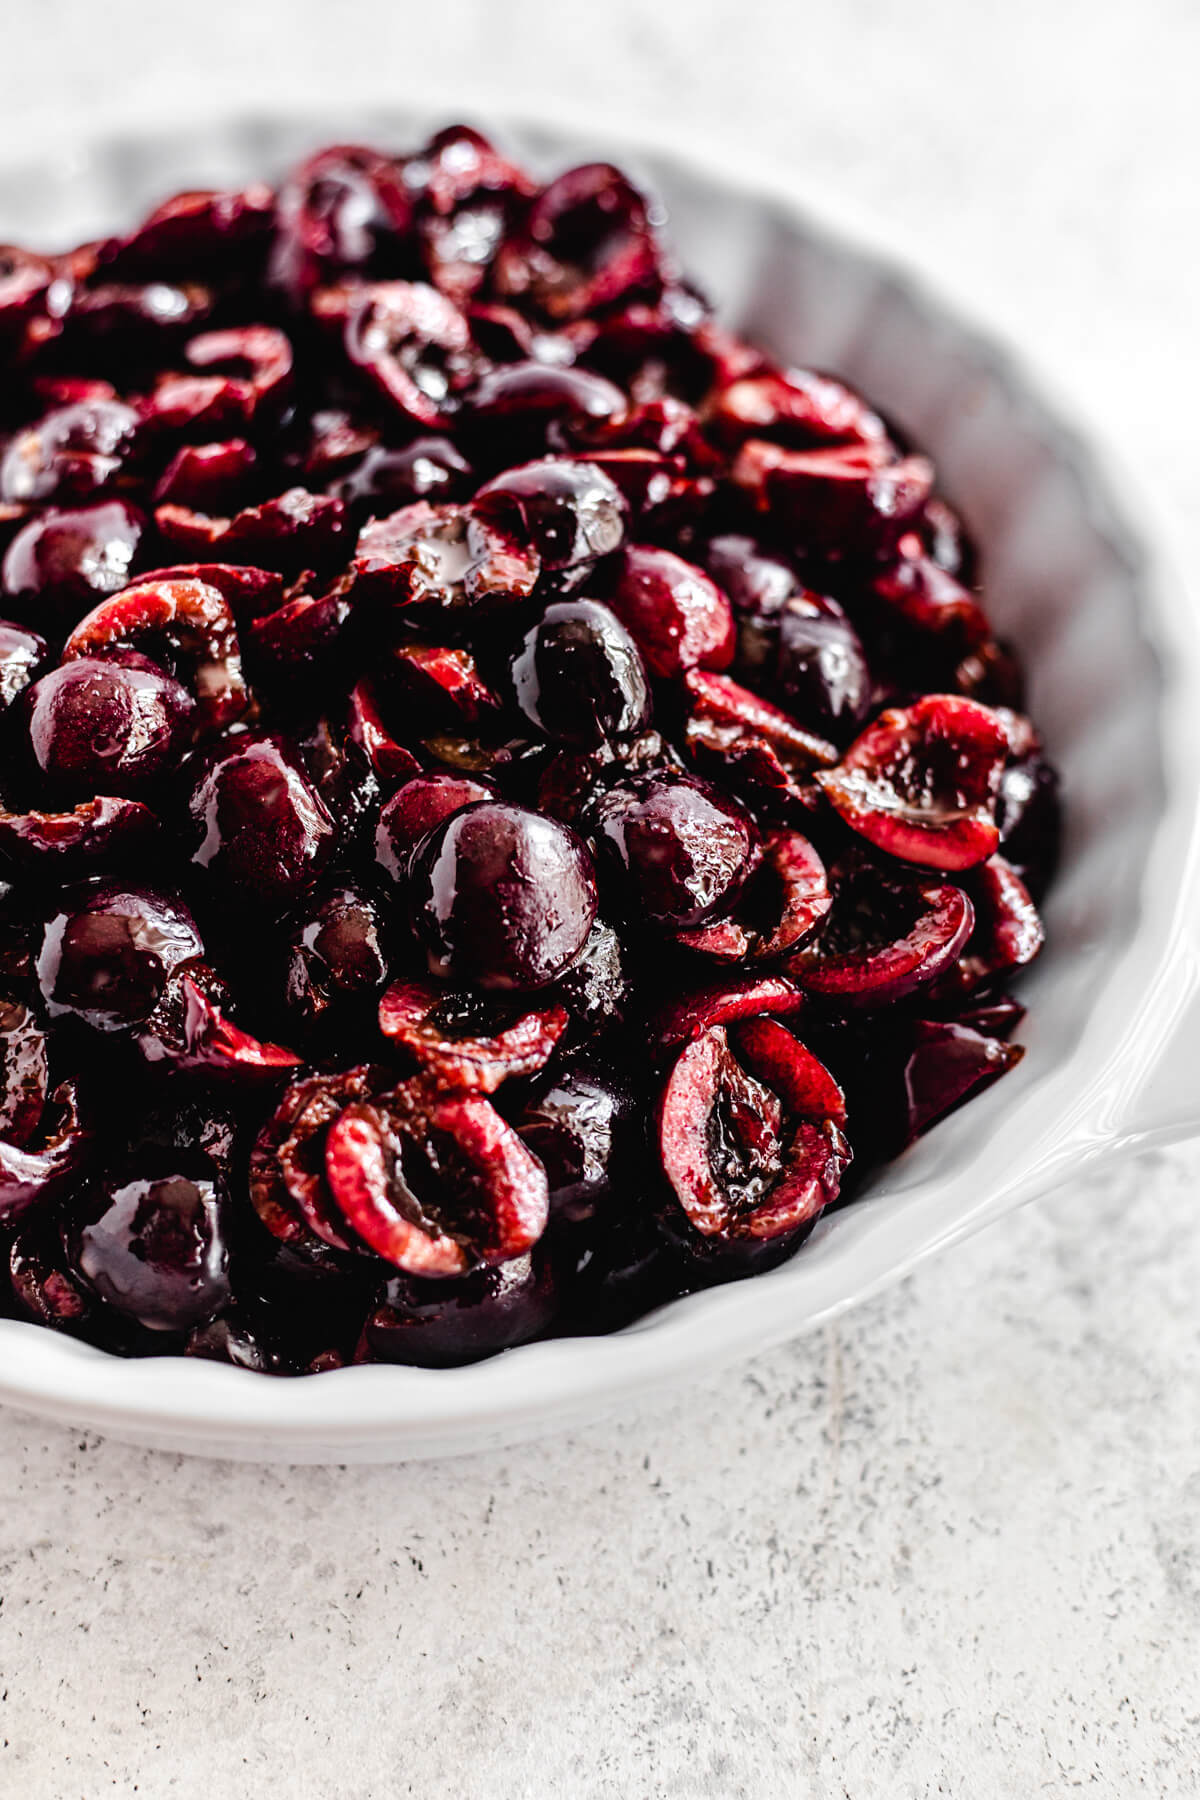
0 1 1198 1794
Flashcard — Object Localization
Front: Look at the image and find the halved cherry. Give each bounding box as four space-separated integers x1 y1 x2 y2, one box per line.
249 582 355 675
379 978 568 1093
682 667 837 814
153 439 258 510
388 641 502 727
62 575 248 730
265 1067 379 1252
731 1016 848 1126
675 829 831 963
411 123 535 303
945 855 1045 994
156 488 347 572
816 694 1009 870
463 362 627 448
98 183 275 277
608 544 735 678
705 368 885 450
324 1083 550 1277
900 1018 1024 1143
791 856 974 1010
0 997 48 1147
871 551 989 647
0 1078 91 1226
656 1023 849 1256
732 440 933 554
374 773 493 882
314 279 481 431
132 561 284 620
493 162 663 322
348 679 423 789
269 145 413 302
135 968 301 1082
0 797 158 873
351 500 539 610
654 973 806 1057
472 458 627 572
147 325 293 433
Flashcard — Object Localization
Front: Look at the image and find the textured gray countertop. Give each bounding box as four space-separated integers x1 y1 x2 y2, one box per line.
1 2 1198 1794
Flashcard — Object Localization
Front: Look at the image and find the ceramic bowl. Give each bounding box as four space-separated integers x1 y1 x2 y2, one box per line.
0 111 1197 1462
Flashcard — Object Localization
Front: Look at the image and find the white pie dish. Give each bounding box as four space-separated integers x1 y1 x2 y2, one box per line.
0 109 1197 1463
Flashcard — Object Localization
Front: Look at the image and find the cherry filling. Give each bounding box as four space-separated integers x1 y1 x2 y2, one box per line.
0 126 1059 1369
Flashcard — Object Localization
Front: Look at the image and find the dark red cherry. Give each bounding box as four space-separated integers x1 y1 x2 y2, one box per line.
549 916 631 1033
608 545 736 678
283 882 389 1025
63 575 248 731
653 974 805 1058
0 401 141 506
816 695 1009 871
374 772 493 883
510 599 651 748
899 1019 1024 1144
330 436 473 510
316 279 480 431
270 145 414 301
705 367 885 450
410 800 597 992
361 1249 557 1367
135 966 300 1083
493 163 662 321
37 883 203 1030
776 594 872 739
2 500 145 629
791 857 974 1010
324 1081 550 1276
591 772 756 929
0 1078 92 1227
379 978 567 1093
64 1157 232 1333
187 734 336 911
25 659 194 797
99 183 275 278
704 533 801 679
473 458 626 571
656 1022 849 1270
0 796 159 876
674 828 831 963
733 440 933 555
154 439 258 510
464 362 626 449
250 1065 380 1250
351 500 540 611
517 1055 637 1222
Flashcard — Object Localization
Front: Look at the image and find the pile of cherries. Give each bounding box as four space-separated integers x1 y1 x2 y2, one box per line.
0 127 1060 1373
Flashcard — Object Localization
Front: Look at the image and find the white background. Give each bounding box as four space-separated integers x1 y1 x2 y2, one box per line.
1 2 1199 1794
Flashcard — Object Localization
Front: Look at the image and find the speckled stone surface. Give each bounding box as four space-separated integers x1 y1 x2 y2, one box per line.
1 2 1198 1794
